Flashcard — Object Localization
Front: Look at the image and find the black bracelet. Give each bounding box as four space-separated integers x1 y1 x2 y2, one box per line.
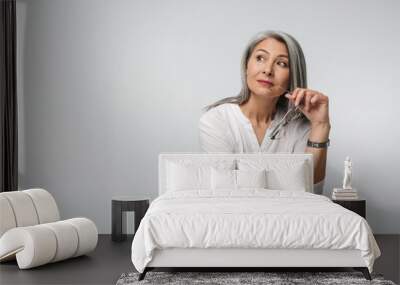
307 139 330 148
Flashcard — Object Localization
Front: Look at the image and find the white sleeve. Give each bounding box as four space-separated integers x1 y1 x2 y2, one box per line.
198 109 234 153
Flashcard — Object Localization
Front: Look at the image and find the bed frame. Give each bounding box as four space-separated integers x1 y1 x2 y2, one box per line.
137 153 372 281
140 248 371 280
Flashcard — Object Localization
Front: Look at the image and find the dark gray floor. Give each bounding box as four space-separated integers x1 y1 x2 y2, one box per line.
0 234 399 285
0 235 134 285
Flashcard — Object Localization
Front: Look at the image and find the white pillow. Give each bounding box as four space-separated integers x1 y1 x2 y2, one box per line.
236 169 267 189
266 162 307 191
166 159 236 191
210 168 236 190
238 159 308 191
167 162 211 191
211 168 267 190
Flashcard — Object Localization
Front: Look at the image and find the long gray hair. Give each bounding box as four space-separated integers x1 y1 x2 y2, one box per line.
204 30 308 118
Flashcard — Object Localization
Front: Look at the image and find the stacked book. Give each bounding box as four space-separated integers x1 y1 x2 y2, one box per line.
332 188 358 200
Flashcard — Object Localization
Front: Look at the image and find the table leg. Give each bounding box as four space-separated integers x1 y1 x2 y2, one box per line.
134 201 149 235
112 201 126 241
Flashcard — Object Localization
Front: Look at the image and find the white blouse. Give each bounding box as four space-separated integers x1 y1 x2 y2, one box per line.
198 103 324 193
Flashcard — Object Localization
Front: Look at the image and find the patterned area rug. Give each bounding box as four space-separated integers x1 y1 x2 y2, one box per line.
116 271 396 285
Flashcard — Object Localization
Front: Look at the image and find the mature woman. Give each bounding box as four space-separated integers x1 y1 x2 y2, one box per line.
199 30 330 193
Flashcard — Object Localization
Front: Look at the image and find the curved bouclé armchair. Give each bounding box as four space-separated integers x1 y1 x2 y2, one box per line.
0 188 98 269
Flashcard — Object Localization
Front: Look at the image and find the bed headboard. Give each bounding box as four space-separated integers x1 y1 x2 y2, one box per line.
158 153 314 195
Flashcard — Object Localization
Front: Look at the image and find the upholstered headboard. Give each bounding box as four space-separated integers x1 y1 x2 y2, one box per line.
158 153 314 195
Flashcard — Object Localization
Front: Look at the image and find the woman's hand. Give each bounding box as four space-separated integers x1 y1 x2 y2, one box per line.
285 88 330 127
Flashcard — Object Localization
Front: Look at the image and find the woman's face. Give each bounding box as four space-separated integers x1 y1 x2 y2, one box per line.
246 37 290 99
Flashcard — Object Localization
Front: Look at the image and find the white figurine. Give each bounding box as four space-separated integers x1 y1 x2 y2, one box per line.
342 156 352 190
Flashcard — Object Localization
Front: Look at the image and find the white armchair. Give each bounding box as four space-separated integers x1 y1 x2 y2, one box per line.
0 188 98 269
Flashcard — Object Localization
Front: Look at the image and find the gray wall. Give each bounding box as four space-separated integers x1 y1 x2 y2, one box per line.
17 0 400 234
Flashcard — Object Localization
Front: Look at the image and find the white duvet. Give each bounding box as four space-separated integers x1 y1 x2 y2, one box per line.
131 189 381 273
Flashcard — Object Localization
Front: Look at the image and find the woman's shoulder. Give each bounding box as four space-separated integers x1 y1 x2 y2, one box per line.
199 103 237 123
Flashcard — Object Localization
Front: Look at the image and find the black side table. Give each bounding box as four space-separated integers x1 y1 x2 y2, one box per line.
332 199 366 219
112 196 150 242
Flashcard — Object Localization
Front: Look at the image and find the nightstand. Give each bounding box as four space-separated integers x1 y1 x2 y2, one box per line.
332 199 366 218
111 196 150 242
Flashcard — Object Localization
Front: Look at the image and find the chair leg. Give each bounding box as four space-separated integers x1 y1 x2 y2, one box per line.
354 267 371 280
138 267 148 281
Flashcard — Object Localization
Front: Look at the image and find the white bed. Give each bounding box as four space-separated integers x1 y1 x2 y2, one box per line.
131 153 381 281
